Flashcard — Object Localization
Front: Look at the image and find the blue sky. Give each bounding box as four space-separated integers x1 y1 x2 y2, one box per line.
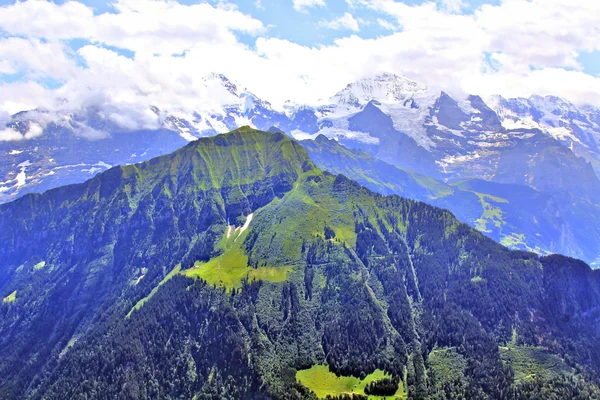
0 0 599 114
579 51 600 77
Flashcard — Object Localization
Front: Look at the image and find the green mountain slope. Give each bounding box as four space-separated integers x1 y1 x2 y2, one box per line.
302 135 600 266
301 134 482 225
1 128 600 399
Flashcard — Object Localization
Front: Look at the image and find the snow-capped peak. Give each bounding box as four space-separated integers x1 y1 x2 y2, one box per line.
200 73 271 112
330 73 428 107
488 93 600 153
199 73 245 106
528 94 578 116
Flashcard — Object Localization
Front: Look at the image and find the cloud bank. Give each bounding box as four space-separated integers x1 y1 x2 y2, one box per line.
0 0 598 124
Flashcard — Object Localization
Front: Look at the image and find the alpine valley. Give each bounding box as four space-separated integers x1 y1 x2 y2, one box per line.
3 73 600 266
2 127 600 399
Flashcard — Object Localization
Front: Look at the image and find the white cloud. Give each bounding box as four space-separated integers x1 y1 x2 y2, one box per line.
0 38 79 80
376 18 397 31
0 111 10 126
0 123 44 142
25 123 44 139
362 0 600 70
94 0 264 55
336 0 600 103
319 13 360 32
0 0 599 136
0 0 94 40
293 0 326 13
0 59 17 75
0 82 54 114
0 128 23 141
440 0 465 13
0 0 264 55
345 0 368 8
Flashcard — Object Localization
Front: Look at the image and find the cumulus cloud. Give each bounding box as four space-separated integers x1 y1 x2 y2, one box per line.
335 0 600 102
345 0 368 8
0 128 23 141
0 82 55 115
0 123 44 141
0 0 269 117
0 37 79 80
376 18 397 31
0 0 264 55
293 0 326 13
0 0 94 40
319 13 360 32
0 59 17 75
440 0 465 13
0 0 599 139
361 0 600 71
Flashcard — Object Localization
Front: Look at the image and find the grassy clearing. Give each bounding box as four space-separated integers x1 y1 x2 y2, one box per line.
59 335 80 359
428 347 467 388
184 234 249 290
296 364 406 399
236 170 409 270
284 173 358 247
500 233 526 247
127 264 182 318
3 290 16 303
247 266 292 283
246 170 362 266
474 192 507 233
500 345 573 382
33 261 46 270
500 233 549 255
183 214 292 291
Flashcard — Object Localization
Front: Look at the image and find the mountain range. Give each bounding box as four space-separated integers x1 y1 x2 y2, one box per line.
302 134 600 263
2 73 600 266
2 128 600 399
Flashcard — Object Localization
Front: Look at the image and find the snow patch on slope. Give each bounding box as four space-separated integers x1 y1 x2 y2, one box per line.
377 100 436 150
227 213 254 243
16 160 31 187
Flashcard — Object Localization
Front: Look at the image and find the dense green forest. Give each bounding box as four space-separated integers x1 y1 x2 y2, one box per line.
1 128 600 399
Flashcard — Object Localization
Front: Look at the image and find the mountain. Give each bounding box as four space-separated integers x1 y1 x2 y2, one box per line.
301 135 600 266
1 128 600 399
4 73 600 200
0 112 189 202
289 75 600 199
300 133 481 224
3 72 600 265
0 74 291 203
4 73 599 200
490 94 600 176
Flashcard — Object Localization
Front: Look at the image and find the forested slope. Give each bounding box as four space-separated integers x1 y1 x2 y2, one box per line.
1 128 599 399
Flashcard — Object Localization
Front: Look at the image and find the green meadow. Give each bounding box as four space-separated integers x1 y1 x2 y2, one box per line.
33 261 46 270
183 214 292 290
296 364 406 399
500 345 573 382
3 290 16 303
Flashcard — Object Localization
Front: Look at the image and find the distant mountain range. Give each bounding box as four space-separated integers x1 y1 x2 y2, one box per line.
302 134 600 266
2 73 600 265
